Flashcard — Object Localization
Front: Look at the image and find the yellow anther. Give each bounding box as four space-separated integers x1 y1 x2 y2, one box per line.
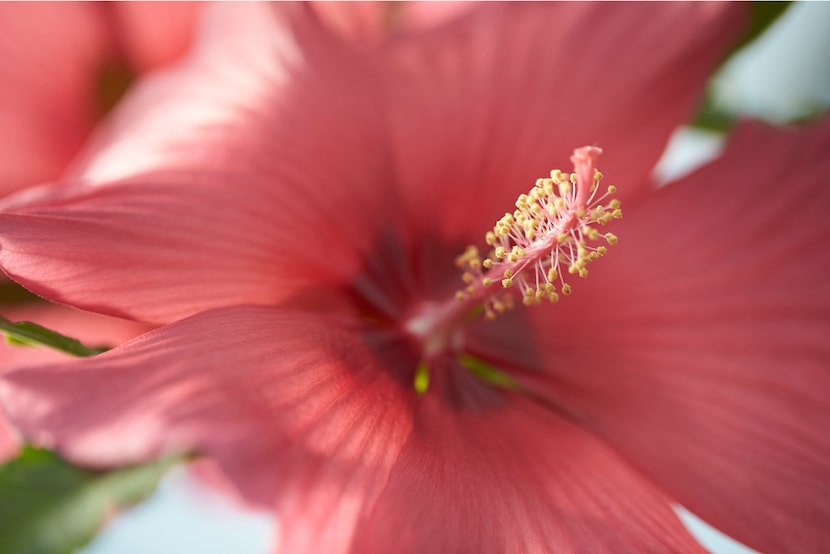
583 226 600 240
455 245 480 268
607 185 617 194
453 147 616 319
546 202 557 216
455 291 466 301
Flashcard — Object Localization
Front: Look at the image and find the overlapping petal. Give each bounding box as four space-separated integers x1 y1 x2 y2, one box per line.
0 304 416 550
377 2 746 244
353 364 705 553
0 2 198 195
0 3 409 324
107 2 200 72
0 302 150 461
468 118 830 554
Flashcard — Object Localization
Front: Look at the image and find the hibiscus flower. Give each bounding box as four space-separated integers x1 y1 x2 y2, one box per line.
0 3 827 553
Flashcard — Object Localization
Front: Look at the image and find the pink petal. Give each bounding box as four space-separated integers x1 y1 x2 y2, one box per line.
110 2 201 71
475 118 830 554
353 364 705 553
378 3 746 245
0 3 412 324
0 3 103 194
0 302 150 461
0 305 416 549
0 302 152 366
310 2 475 46
309 2 390 46
0 3 199 196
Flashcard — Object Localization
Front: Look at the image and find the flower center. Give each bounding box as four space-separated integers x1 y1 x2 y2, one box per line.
404 146 621 393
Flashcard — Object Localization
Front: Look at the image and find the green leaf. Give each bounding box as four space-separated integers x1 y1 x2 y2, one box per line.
0 316 108 357
692 1 793 132
734 1 792 53
0 447 179 554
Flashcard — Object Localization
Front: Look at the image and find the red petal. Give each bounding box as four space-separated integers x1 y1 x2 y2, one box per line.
0 3 411 324
353 364 705 553
0 305 416 548
111 2 201 71
0 302 150 461
480 118 830 554
378 3 746 243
